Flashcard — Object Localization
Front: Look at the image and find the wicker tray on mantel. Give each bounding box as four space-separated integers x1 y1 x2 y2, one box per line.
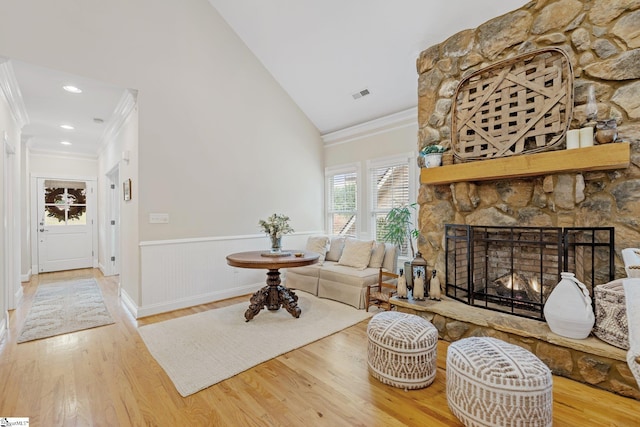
452 48 574 161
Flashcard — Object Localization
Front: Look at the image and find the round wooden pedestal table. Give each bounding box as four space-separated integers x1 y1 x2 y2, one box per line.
226 250 319 321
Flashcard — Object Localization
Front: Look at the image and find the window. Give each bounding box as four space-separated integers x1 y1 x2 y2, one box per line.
370 156 413 255
43 180 87 226
326 166 358 235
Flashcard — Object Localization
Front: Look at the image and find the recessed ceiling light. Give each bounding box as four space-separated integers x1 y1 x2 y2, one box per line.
60 124 75 130
60 141 72 146
63 85 82 94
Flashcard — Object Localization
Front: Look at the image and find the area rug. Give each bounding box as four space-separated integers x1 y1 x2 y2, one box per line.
138 292 372 397
17 278 115 343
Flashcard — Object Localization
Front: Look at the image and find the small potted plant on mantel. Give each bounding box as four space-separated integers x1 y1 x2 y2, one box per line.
420 144 447 168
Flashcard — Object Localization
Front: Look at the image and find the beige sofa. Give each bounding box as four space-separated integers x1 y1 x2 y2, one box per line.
285 235 397 309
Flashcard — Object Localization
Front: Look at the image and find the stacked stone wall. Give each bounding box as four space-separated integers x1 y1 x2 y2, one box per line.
417 0 640 280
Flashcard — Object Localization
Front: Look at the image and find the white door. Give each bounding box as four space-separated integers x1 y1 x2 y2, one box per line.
37 178 95 273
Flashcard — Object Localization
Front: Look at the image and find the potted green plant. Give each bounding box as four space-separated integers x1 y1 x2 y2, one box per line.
420 144 446 168
382 203 419 259
382 203 421 287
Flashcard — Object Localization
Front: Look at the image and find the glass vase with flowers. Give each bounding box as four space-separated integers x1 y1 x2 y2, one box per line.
259 213 294 255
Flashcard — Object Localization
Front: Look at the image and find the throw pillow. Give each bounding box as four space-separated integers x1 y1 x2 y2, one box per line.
368 242 386 268
306 235 330 265
338 239 374 270
325 236 346 262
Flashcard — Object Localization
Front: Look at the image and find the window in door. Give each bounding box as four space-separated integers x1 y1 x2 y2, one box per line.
44 180 87 226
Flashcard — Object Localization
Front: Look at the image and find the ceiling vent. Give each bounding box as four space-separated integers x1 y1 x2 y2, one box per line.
352 88 370 100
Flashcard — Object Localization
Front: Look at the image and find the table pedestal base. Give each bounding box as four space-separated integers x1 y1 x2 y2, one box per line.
245 269 301 321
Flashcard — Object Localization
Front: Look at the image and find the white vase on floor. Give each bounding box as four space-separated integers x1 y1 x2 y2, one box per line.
544 272 595 339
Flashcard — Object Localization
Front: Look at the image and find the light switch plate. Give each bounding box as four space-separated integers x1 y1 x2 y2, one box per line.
149 213 169 224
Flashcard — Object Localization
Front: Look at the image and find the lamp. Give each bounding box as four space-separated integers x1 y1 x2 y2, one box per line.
410 251 428 294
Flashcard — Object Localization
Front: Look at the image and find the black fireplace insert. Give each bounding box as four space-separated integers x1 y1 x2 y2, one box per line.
445 225 614 320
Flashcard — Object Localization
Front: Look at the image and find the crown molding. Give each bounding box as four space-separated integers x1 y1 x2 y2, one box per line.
28 147 98 161
0 58 29 128
97 88 137 156
321 106 417 146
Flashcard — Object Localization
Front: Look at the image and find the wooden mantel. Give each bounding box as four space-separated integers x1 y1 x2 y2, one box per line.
420 143 630 185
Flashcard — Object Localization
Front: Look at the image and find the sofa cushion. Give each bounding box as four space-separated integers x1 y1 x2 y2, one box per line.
306 235 330 265
339 239 374 270
285 267 321 295
287 264 322 277
382 244 398 273
326 236 347 261
320 263 380 288
369 242 386 268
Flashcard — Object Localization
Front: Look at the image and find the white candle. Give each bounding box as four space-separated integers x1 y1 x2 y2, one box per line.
580 127 594 148
566 129 580 149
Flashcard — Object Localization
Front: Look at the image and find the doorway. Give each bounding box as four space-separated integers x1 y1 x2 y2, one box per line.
33 176 97 273
104 166 120 277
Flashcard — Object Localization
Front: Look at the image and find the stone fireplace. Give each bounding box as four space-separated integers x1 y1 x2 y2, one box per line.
408 0 640 400
415 0 640 277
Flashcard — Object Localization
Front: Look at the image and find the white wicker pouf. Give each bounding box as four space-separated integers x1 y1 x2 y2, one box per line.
594 279 629 349
447 337 553 427
367 311 438 390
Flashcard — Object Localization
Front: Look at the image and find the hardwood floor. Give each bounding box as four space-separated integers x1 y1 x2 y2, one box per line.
1 269 638 426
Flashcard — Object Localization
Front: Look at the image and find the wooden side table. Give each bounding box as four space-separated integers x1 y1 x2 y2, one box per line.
226 251 319 321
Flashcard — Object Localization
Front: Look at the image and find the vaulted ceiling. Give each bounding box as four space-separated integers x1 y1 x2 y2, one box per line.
208 0 528 135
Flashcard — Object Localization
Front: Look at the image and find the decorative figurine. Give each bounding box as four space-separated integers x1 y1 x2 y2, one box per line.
413 270 425 300
595 118 618 144
396 269 408 298
429 270 441 301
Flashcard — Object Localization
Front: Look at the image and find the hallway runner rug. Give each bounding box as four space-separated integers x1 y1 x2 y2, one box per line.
138 291 373 397
17 278 115 343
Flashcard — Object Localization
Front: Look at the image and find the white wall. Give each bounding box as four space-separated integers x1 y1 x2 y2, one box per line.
0 83 8 330
20 142 30 279
0 0 324 240
29 153 98 177
0 0 324 315
0 69 22 332
98 103 139 303
324 122 418 167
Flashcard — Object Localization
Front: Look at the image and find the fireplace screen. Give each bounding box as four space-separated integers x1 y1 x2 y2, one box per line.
445 225 614 320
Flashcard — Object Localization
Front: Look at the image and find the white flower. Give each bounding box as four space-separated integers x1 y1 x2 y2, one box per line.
258 213 294 238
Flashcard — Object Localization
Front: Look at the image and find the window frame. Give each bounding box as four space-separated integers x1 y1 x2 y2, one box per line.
325 163 361 237
367 153 417 256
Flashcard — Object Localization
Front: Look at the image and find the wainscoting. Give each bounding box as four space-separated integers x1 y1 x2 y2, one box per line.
134 232 320 318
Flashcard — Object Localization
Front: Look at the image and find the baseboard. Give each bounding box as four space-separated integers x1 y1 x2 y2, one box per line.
120 289 138 319
0 316 7 344
98 262 107 276
21 269 32 283
134 283 263 319
14 285 23 307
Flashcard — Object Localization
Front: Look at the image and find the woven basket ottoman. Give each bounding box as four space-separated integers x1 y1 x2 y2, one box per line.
367 311 438 390
447 337 553 427
594 279 629 349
